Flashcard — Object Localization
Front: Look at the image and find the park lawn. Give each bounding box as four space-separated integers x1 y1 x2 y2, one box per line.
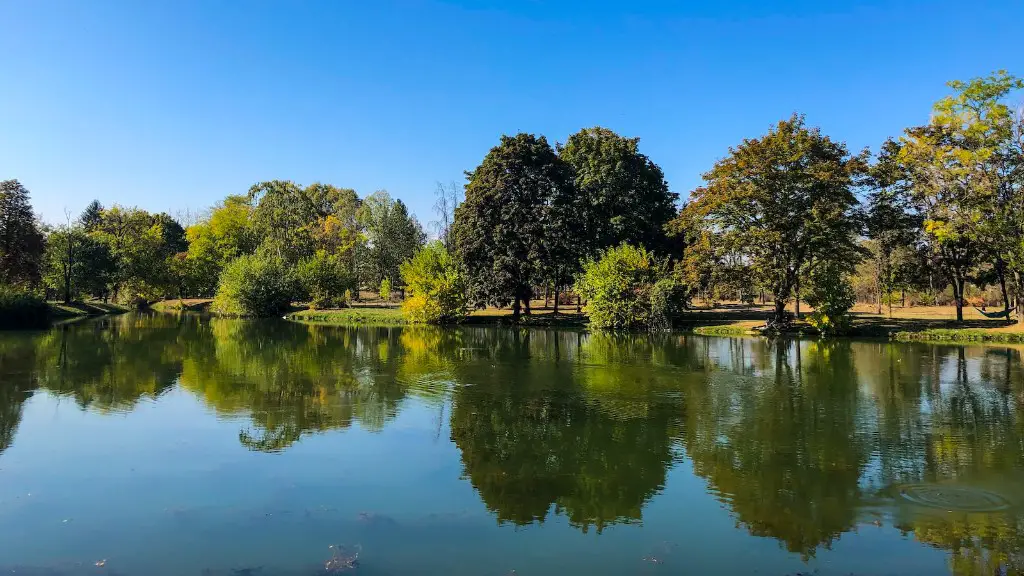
285 306 410 326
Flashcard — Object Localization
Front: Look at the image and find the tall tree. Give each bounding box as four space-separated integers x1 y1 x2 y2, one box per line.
431 181 461 253
558 127 678 255
0 180 45 287
453 133 573 321
77 200 104 232
43 225 111 303
866 139 921 316
248 180 360 263
357 190 426 289
679 115 866 325
900 71 1024 322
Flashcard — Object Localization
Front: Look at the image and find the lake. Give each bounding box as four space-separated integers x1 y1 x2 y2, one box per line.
1 314 1022 575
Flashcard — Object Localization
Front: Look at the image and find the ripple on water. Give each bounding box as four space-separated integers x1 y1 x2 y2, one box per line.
899 484 1011 512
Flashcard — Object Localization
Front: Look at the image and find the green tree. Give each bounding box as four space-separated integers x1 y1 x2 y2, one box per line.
453 133 573 321
296 250 353 309
357 190 426 290
77 199 104 232
400 241 468 324
901 71 1024 322
866 139 922 316
559 127 678 255
0 180 45 287
184 195 258 296
249 180 360 264
212 250 296 317
680 115 866 325
44 225 97 303
575 244 686 331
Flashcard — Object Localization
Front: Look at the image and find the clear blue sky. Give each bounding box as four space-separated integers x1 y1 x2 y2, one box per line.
2 0 1021 226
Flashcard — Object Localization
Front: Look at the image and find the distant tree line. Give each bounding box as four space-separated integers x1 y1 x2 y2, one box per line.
2 70 1022 330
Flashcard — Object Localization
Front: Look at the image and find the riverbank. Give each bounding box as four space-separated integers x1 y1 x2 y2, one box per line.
146 298 1024 342
49 301 129 319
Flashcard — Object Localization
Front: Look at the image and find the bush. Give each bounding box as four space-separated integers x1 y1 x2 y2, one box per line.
296 250 353 309
212 252 296 317
379 277 392 302
575 244 686 331
805 262 857 336
399 242 467 324
0 284 49 328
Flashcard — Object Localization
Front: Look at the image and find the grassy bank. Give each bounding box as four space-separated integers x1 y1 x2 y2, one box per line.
285 306 410 326
893 328 1024 343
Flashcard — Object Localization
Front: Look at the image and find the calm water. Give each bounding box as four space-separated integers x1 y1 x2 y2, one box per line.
1 315 1023 575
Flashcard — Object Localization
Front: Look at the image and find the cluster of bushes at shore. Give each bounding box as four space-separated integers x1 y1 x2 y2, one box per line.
4 70 1024 334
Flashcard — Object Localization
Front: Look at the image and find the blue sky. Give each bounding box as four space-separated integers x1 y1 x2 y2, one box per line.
2 0 1021 227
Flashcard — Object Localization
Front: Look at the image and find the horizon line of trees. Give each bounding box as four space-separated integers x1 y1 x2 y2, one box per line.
2 69 1023 330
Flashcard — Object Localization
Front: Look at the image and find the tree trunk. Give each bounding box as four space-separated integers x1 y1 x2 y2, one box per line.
773 298 787 323
511 296 522 323
996 258 1011 322
901 287 906 309
952 273 964 323
523 291 531 315
544 286 550 309
795 275 801 318
576 295 582 314
1016 271 1023 323
553 289 560 315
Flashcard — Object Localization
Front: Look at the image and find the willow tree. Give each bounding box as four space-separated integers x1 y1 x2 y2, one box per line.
681 115 866 325
901 71 1024 322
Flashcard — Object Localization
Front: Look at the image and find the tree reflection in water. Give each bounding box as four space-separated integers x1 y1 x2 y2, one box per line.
2 316 1024 574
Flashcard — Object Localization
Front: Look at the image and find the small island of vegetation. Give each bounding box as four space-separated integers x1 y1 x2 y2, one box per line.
3 71 1024 342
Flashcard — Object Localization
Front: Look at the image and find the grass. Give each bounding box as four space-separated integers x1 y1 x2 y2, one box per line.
689 320 764 336
893 328 1024 343
285 306 410 326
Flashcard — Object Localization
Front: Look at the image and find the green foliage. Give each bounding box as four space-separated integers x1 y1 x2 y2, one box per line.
358 190 426 289
679 115 866 323
454 133 573 319
43 226 113 303
559 127 678 255
400 241 468 324
575 244 685 330
249 180 360 264
805 262 857 336
212 251 296 317
296 250 353 309
379 277 392 302
900 71 1024 322
0 285 48 328
0 180 45 287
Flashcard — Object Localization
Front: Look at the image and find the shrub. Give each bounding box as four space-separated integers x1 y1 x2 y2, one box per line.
805 262 857 336
212 252 296 317
399 242 467 324
379 277 392 302
296 250 353 309
0 284 49 328
575 244 686 331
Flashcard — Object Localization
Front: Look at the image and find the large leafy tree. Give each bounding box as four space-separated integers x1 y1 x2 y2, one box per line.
184 195 258 296
357 190 426 289
248 180 360 264
454 133 574 320
0 180 45 287
558 127 678 255
44 225 113 303
865 139 922 316
680 115 866 324
900 71 1024 322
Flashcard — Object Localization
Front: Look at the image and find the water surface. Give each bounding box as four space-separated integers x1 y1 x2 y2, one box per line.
1 314 1023 575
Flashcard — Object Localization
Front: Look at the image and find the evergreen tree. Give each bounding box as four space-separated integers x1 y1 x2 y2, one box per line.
0 180 45 287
